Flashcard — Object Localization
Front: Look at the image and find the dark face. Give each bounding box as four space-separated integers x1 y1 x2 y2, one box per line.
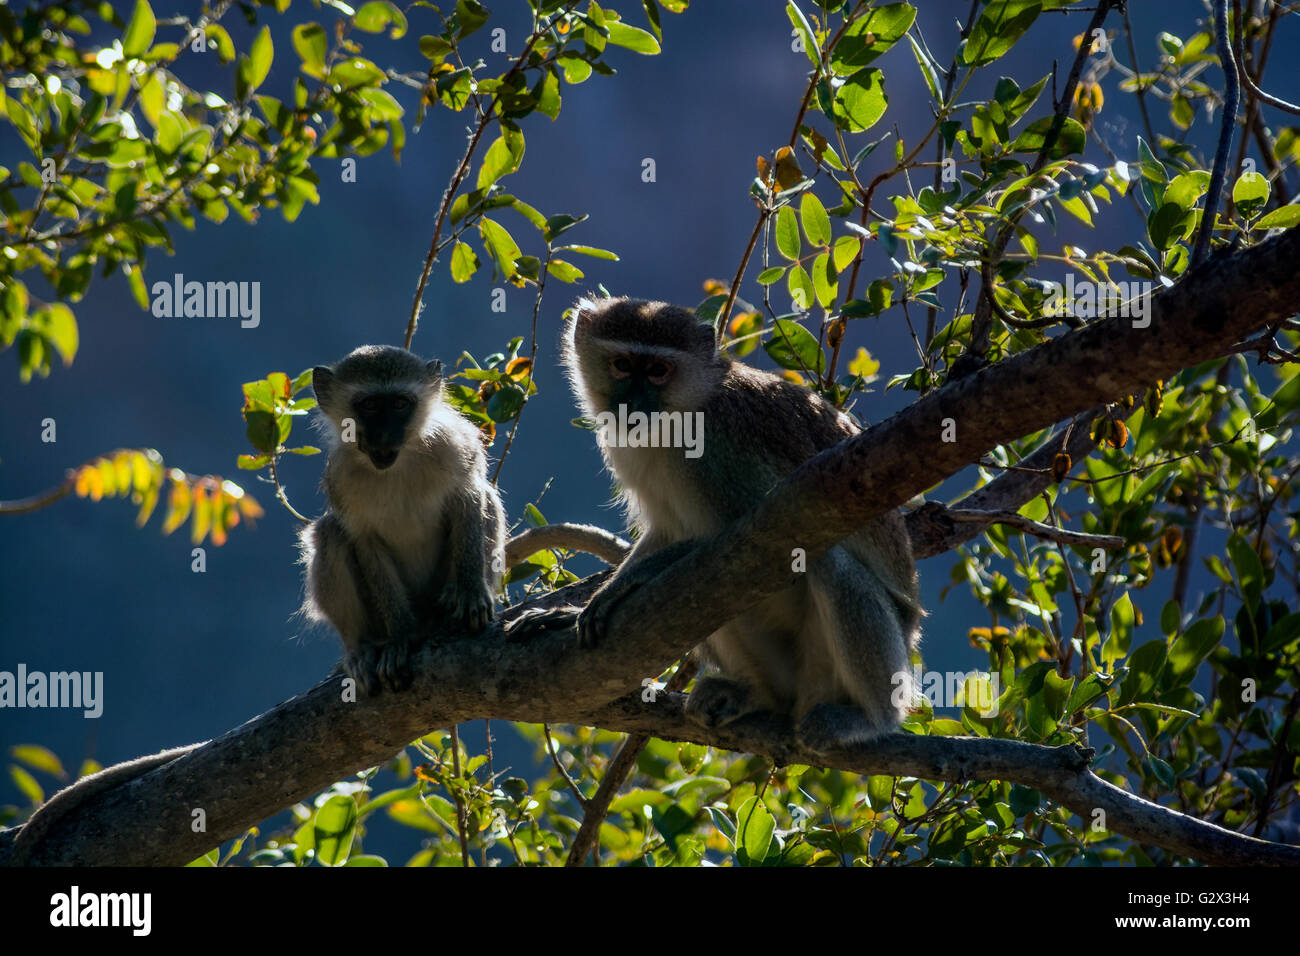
353 391 418 469
607 352 675 415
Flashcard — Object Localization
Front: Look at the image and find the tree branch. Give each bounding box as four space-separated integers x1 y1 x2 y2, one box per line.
5 228 1300 867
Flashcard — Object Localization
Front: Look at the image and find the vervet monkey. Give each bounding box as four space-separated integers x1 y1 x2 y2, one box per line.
300 345 506 695
513 297 922 751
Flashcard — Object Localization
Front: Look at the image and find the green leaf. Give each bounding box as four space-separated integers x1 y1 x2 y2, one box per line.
11 766 43 805
775 206 801 260
122 0 156 58
963 0 1042 67
907 33 942 102
535 68 561 120
832 68 888 133
558 54 593 84
811 252 837 308
487 382 526 421
156 110 184 153
765 318 825 374
544 213 588 242
1232 170 1270 219
354 1 407 37
830 3 917 73
1165 616 1224 686
547 259 584 282
800 192 831 246
605 21 660 54
37 304 78 365
479 217 522 280
757 265 787 285
1225 531 1264 610
555 244 618 260
455 0 489 38
313 795 358 866
785 2 818 67
1064 672 1112 715
1256 203 1300 230
477 126 525 188
735 796 775 866
292 23 328 79
243 26 273 92
1011 116 1085 159
450 242 479 283
786 264 815 311
11 744 66 778
832 235 860 272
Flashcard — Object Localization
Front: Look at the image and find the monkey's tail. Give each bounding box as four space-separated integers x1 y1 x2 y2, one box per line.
505 523 630 568
6 742 205 867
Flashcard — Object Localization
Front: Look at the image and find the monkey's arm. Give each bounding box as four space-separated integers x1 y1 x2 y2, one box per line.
504 536 699 644
434 484 502 634
9 743 203 866
577 537 700 648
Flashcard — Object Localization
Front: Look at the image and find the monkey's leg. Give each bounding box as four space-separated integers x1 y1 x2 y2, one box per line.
433 488 499 634
308 518 384 696
795 547 912 752
352 534 420 693
576 538 698 648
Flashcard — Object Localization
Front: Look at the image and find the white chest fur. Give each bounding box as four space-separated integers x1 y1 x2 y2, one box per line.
605 443 717 542
329 451 454 583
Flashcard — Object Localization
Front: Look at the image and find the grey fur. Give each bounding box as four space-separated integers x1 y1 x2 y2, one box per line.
9 743 203 866
539 296 923 750
299 345 506 695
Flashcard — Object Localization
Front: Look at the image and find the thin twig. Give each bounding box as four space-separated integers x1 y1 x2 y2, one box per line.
404 9 566 348
944 507 1124 550
1191 0 1240 267
448 725 471 866
564 659 697 866
543 723 590 811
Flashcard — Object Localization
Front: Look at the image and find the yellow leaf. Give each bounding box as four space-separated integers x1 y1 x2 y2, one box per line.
848 347 880 379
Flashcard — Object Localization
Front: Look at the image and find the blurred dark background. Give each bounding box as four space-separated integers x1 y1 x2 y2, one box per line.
2 1 1291 859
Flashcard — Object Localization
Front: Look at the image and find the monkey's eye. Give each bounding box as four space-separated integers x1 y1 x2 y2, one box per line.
610 356 633 379
391 396 412 411
646 359 674 385
360 396 381 413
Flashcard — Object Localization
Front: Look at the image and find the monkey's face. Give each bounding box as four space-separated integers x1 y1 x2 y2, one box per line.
604 351 676 415
352 391 419 470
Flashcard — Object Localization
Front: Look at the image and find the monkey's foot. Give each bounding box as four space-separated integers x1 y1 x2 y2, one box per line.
438 583 495 635
795 703 893 754
684 677 753 728
575 585 632 649
504 605 580 642
345 641 413 696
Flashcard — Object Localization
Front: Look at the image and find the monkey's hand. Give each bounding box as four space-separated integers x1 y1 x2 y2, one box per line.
436 581 495 635
576 539 698 648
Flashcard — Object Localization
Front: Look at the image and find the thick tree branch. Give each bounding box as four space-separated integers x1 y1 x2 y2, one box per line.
5 229 1299 867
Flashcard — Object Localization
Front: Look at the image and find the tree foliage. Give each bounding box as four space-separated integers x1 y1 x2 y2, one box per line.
3 0 1300 866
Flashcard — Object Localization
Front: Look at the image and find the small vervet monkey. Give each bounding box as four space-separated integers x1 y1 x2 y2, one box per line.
300 345 506 695
513 296 922 751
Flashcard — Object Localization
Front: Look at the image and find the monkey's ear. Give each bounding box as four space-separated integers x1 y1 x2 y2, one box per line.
426 359 443 383
312 366 335 404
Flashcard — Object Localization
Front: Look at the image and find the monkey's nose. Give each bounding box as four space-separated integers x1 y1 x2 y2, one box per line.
370 448 399 469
